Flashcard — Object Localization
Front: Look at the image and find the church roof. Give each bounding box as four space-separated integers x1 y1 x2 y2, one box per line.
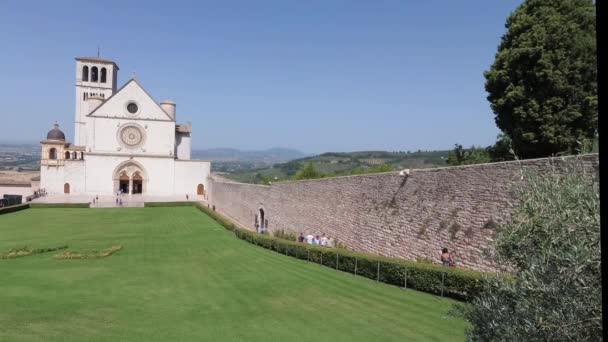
75 57 120 70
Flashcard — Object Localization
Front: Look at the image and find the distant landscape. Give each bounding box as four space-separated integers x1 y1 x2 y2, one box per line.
221 150 450 184
0 143 449 184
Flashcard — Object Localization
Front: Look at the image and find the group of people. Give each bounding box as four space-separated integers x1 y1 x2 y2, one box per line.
298 233 335 248
440 248 459 267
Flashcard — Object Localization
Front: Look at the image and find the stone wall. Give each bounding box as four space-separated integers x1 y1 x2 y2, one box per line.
209 155 598 271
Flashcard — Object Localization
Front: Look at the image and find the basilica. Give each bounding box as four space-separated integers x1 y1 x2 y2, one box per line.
40 57 210 197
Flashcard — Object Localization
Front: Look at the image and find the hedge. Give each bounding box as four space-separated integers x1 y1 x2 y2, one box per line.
144 201 195 207
0 203 30 215
29 203 90 208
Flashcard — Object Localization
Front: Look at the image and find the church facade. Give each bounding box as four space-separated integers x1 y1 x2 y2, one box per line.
40 57 210 197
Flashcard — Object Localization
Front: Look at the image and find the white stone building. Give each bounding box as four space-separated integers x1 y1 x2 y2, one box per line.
39 57 211 197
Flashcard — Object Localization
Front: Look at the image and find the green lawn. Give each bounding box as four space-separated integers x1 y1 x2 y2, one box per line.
0 207 466 341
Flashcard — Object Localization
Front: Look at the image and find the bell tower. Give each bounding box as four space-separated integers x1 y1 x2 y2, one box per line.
74 57 119 146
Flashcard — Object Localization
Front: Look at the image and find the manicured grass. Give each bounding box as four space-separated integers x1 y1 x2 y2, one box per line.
0 207 467 341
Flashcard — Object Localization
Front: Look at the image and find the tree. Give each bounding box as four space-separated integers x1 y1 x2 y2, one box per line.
487 133 516 162
446 144 491 166
457 159 601 340
484 0 597 158
294 162 324 180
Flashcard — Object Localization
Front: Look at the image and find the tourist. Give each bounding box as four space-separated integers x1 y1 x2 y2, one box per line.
297 233 305 243
449 252 459 267
119 198 123 207
186 194 189 200
115 198 119 206
313 235 320 246
320 233 328 247
441 248 451 266
327 237 335 248
96 195 98 201
305 233 314 244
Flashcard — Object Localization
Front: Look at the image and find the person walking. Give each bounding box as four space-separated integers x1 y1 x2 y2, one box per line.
313 235 320 246
298 233 305 243
305 233 314 244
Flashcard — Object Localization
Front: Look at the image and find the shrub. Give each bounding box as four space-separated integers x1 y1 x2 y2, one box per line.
0 203 30 215
29 203 89 208
144 201 193 207
458 158 601 340
272 229 297 241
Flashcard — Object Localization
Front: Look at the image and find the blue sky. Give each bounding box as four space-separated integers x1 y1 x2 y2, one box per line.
0 0 523 153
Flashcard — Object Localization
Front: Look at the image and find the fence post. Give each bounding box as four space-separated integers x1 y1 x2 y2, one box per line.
354 257 358 276
336 253 339 271
404 268 407 289
307 250 310 262
376 261 380 282
441 272 445 297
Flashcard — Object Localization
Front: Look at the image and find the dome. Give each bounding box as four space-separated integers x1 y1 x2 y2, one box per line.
46 123 65 141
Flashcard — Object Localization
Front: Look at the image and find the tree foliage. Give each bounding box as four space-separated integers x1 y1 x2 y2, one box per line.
446 144 491 166
484 0 597 158
294 162 324 180
458 159 601 341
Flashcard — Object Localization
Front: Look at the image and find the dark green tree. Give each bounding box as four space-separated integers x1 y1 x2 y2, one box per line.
446 144 491 166
294 162 324 180
484 0 597 158
487 133 516 162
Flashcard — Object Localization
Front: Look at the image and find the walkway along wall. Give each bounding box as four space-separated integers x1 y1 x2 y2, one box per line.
208 154 598 272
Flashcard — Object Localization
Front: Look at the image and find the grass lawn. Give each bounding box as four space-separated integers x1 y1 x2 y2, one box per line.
0 207 467 341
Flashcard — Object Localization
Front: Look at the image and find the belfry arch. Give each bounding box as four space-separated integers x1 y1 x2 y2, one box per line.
112 161 147 195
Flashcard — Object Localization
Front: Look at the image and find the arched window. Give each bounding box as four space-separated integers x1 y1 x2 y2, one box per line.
64 183 70 194
197 184 205 195
49 148 57 160
100 67 107 83
82 66 89 82
91 66 98 82
65 151 70 159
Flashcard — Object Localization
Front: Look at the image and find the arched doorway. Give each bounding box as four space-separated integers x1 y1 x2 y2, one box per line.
132 172 143 194
112 161 147 195
259 208 265 229
197 184 205 195
64 183 70 194
119 172 129 194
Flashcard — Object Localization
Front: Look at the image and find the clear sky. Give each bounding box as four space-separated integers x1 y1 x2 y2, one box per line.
0 0 523 154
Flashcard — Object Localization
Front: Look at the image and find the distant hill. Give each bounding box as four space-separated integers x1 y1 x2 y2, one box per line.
193 147 310 172
192 147 308 162
222 149 450 184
